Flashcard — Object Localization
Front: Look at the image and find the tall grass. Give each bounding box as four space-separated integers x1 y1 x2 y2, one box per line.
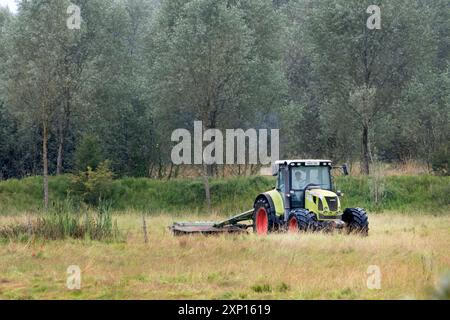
336 175 450 213
0 199 121 241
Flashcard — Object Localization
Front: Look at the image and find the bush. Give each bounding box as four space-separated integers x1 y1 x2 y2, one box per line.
70 161 115 206
432 147 449 176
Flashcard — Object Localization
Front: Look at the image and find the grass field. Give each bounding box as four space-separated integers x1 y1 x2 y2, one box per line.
1 211 449 299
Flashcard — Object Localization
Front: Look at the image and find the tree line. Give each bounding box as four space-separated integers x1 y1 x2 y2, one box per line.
0 0 448 184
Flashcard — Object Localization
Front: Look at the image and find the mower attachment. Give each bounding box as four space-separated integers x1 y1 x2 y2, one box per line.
170 209 254 235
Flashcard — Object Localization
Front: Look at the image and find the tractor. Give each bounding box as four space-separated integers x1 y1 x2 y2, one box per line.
171 159 369 236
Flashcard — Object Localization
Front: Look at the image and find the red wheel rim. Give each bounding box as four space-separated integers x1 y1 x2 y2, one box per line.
255 208 268 235
288 217 298 233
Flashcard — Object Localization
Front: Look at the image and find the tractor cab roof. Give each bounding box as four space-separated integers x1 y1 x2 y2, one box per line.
274 159 332 165
272 160 332 176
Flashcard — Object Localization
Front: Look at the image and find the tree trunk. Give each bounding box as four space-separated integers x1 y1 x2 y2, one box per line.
157 156 164 179
361 125 371 175
56 121 64 175
56 87 71 175
148 163 154 178
174 165 180 178
201 164 212 213
167 162 174 180
43 121 49 211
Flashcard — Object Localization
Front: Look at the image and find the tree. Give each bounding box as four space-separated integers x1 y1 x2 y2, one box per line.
83 0 158 177
299 0 435 174
152 0 284 207
6 0 74 209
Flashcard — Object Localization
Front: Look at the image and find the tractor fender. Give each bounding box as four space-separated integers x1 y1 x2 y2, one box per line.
253 193 276 216
253 192 282 230
253 191 284 216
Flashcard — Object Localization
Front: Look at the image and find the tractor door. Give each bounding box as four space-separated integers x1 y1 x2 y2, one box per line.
290 166 306 209
276 168 286 195
276 164 291 222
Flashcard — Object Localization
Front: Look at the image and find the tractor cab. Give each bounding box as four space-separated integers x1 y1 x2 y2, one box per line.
274 160 333 209
270 160 348 221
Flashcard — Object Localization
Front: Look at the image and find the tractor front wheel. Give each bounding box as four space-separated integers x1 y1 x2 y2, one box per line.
287 215 299 233
342 208 369 236
287 209 318 232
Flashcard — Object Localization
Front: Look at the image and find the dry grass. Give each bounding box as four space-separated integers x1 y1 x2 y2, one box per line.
0 212 449 299
347 161 429 176
149 161 430 179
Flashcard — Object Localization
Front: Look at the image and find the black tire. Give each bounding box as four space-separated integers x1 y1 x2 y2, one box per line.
342 208 369 236
287 209 318 232
253 197 277 234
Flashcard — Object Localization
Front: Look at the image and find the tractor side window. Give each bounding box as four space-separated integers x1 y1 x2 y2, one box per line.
277 169 285 193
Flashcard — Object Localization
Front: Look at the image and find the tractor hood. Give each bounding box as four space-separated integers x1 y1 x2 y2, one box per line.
305 188 341 216
306 188 337 199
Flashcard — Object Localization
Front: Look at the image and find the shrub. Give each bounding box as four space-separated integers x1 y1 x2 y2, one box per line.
69 161 115 206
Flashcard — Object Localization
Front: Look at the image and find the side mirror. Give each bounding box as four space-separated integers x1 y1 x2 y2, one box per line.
336 190 344 197
342 163 349 176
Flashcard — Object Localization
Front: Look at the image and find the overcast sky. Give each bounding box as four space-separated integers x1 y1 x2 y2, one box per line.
0 0 18 13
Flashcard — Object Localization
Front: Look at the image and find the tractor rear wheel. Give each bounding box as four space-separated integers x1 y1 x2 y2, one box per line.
342 208 369 236
253 197 277 235
287 209 318 232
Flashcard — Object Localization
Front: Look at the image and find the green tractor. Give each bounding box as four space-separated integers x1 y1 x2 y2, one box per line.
171 159 368 236
252 159 368 235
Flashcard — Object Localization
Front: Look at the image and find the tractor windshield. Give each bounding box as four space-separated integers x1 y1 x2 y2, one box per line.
291 166 331 191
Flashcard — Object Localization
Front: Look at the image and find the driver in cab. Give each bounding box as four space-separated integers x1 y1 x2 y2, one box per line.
292 170 307 190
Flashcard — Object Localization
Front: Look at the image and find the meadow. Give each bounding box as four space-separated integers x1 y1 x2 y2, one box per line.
0 175 449 299
0 212 449 299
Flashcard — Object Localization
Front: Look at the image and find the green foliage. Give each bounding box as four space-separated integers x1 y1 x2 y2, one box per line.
337 175 450 213
0 0 448 181
152 0 285 151
0 0 448 213
69 161 115 206
0 174 449 215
